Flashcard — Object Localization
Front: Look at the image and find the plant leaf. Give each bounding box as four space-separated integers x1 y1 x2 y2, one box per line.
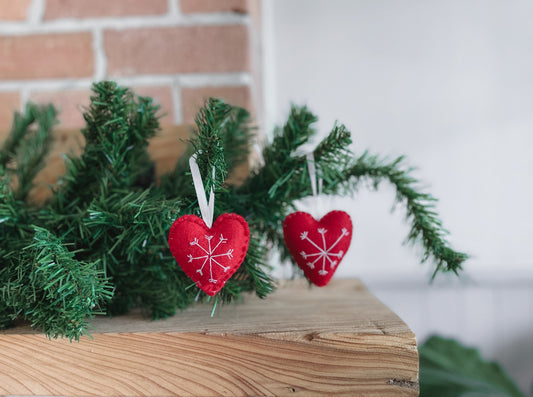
419 336 525 397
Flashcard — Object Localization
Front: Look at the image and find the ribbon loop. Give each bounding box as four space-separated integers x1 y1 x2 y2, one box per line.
306 152 322 197
306 152 323 218
189 153 215 228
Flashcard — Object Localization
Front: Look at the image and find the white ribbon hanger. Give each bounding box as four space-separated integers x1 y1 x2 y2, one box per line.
306 152 323 218
189 153 216 228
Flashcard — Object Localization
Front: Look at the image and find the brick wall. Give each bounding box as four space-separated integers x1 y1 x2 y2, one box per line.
0 0 260 134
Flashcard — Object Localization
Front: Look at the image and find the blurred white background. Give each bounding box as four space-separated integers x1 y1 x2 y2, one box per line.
262 0 533 391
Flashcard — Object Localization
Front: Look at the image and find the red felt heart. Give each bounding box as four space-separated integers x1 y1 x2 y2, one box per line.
168 213 250 296
283 211 353 287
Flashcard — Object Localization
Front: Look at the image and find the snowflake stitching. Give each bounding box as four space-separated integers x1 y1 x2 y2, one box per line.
188 234 234 283
299 227 349 275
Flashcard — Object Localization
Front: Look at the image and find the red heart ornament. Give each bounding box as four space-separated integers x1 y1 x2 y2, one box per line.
283 211 353 287
168 213 250 296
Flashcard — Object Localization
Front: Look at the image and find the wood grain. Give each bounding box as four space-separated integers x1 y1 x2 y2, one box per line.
0 279 418 396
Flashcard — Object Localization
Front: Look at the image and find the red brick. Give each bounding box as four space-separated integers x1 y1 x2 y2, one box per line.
0 0 31 21
105 25 250 76
181 86 251 124
133 86 174 126
30 89 92 129
44 0 167 20
0 92 20 139
0 33 93 80
180 0 249 14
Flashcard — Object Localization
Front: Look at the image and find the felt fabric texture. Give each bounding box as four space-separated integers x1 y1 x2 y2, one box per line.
283 210 353 287
168 213 250 296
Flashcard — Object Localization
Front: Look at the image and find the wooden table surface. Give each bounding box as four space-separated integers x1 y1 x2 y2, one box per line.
0 279 419 396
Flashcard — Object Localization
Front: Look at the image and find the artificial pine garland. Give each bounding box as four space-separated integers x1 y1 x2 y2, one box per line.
0 81 467 340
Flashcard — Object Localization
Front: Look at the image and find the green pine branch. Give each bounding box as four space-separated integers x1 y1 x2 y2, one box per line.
14 106 57 201
235 106 319 249
340 151 467 276
0 103 58 202
160 98 252 203
0 167 28 239
238 107 467 276
54 81 160 209
83 189 190 317
189 98 233 193
0 81 468 339
1 227 112 340
0 103 49 167
228 110 306 257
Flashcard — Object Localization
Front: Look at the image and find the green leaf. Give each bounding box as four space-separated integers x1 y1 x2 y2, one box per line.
419 336 525 397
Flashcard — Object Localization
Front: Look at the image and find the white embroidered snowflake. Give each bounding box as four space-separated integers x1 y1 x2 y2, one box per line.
300 227 349 275
188 234 234 283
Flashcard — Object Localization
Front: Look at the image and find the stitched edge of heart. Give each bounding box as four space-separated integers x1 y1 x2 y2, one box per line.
283 210 353 232
283 210 353 286
168 213 250 295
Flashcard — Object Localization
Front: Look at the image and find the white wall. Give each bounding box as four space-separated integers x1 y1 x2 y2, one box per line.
263 0 533 392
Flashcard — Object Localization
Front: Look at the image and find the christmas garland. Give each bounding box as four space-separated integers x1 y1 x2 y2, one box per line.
0 82 467 340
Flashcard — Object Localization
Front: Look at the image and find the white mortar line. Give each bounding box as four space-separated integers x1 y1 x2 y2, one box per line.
0 13 249 36
27 0 45 24
112 75 176 87
169 0 181 17
108 73 253 89
92 28 106 81
0 72 253 129
19 87 30 109
177 73 252 88
0 79 94 92
171 78 183 125
0 73 253 97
